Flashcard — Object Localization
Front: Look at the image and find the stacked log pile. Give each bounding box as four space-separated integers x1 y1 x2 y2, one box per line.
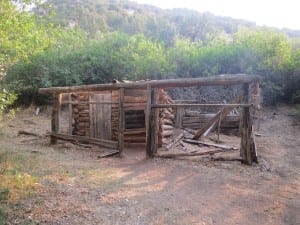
158 89 175 146
71 93 90 136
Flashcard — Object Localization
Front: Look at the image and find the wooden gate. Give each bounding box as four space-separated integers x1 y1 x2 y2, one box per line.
89 92 112 140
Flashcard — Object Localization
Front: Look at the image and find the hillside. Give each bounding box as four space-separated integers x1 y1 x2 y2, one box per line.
36 0 300 45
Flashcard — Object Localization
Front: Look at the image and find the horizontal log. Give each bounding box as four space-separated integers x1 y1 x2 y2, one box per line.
125 123 146 129
39 75 261 94
77 117 90 122
152 104 251 108
124 129 146 135
156 148 237 158
161 124 174 130
160 118 173 125
183 114 240 124
124 96 147 103
183 139 238 150
51 133 118 149
182 122 239 129
124 136 146 142
125 114 145 119
124 105 145 111
160 112 175 121
161 130 173 137
65 101 118 105
124 89 147 97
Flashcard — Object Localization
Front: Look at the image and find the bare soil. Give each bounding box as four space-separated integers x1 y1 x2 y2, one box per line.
0 105 299 225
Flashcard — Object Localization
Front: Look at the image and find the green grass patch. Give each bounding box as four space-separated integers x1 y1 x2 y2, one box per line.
0 206 6 225
0 148 39 203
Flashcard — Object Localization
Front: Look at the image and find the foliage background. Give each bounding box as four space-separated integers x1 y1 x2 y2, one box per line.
1 0 300 107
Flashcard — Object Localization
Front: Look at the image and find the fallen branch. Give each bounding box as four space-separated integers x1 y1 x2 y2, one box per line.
97 150 119 158
18 130 43 138
183 139 238 150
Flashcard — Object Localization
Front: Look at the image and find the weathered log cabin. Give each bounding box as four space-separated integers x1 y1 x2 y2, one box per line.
39 74 261 165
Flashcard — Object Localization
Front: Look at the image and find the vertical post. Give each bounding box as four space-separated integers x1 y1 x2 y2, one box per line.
51 93 61 144
240 84 257 165
151 88 159 155
118 87 125 157
146 84 152 158
68 93 73 135
217 109 223 143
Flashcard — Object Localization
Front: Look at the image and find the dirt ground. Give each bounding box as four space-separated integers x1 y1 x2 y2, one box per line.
0 105 299 225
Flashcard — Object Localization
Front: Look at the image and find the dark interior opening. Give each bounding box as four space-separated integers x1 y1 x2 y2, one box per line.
125 110 145 129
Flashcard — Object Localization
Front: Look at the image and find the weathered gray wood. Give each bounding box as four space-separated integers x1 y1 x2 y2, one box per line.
165 133 184 150
161 130 174 137
146 84 152 158
156 148 237 158
51 133 118 149
183 139 238 150
183 114 240 123
18 130 43 138
51 94 61 144
89 93 112 140
39 74 261 94
152 103 251 108
182 121 239 129
68 94 73 135
161 124 174 130
118 88 125 157
240 84 258 165
175 107 184 128
192 96 242 140
151 88 159 155
97 150 120 158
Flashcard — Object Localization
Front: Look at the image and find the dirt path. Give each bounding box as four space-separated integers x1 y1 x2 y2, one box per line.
1 105 299 225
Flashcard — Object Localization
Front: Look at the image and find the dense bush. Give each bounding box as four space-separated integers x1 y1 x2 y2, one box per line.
2 1 300 106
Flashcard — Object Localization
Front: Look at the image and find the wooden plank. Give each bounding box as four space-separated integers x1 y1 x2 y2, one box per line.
118 87 125 156
183 114 240 124
152 103 251 108
165 133 184 150
152 88 159 155
146 84 152 158
89 94 94 137
183 139 238 150
192 96 242 140
156 148 237 158
39 74 261 94
51 133 118 149
124 96 147 103
175 107 184 128
182 121 239 129
68 93 72 135
240 84 258 165
124 128 145 133
50 94 61 144
97 150 120 158
89 93 112 140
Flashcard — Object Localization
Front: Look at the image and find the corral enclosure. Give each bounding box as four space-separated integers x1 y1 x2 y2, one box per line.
39 74 261 165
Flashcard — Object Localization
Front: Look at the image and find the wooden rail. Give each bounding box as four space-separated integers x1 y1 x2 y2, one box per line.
50 133 118 149
152 103 252 108
39 74 261 94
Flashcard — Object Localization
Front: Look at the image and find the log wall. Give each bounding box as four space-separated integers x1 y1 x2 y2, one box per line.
71 93 90 136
